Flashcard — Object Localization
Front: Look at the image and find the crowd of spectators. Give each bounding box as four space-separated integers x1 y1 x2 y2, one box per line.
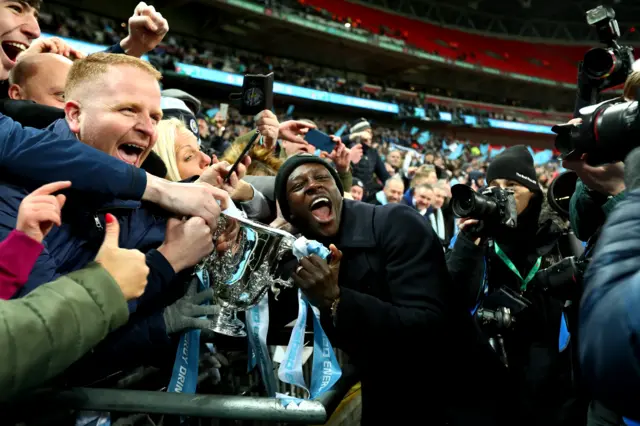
37 1 567 124
196 101 562 191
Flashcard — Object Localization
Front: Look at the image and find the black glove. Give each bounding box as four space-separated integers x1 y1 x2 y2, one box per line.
461 219 487 241
162 277 220 335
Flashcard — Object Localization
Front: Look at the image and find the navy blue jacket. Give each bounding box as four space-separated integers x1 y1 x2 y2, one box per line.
580 189 640 420
0 115 175 372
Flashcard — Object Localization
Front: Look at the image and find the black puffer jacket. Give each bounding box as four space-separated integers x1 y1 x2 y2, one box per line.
349 143 390 200
446 196 585 426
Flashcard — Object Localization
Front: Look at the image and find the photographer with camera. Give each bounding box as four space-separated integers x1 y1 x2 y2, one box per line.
549 10 640 424
447 146 582 426
562 70 640 247
557 46 640 426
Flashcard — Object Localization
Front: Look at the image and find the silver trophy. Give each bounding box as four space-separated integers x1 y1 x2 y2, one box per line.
198 213 297 337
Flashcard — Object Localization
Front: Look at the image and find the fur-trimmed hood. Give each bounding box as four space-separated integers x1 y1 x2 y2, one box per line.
535 196 570 266
538 195 570 232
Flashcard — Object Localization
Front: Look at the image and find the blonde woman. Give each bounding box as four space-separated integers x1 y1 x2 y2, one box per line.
153 118 212 182
153 118 272 222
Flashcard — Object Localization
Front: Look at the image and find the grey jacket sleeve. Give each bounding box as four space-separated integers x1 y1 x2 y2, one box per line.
240 186 273 221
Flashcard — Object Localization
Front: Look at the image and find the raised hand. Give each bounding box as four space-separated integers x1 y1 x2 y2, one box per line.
17 181 71 243
120 2 170 58
254 110 280 149
279 120 316 146
19 37 85 60
328 138 351 173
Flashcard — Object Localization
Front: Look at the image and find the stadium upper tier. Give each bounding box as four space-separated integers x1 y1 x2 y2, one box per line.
300 0 639 84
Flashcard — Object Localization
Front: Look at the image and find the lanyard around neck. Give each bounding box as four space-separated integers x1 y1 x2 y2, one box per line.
494 241 541 291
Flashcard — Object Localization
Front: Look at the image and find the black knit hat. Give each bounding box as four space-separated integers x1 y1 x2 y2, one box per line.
350 118 371 134
275 154 344 221
487 145 541 193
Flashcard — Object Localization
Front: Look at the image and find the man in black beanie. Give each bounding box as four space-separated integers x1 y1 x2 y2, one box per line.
486 145 541 215
339 118 390 201
274 154 510 426
447 145 584 426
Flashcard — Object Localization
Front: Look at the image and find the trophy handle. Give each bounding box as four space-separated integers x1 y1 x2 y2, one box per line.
270 237 296 299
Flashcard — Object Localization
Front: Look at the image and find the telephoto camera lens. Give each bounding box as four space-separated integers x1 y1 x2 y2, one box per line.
451 184 498 220
583 48 618 80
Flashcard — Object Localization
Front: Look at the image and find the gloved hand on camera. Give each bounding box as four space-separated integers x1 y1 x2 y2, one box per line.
162 277 220 335
458 218 488 244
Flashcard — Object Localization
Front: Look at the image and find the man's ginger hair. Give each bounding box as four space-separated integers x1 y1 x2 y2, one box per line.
623 70 640 101
65 53 162 100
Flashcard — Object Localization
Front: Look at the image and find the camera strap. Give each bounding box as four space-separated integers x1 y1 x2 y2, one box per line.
494 242 541 291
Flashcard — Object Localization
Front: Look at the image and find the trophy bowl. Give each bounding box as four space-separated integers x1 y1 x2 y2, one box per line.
198 213 297 337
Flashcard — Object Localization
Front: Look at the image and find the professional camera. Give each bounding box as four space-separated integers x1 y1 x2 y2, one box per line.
533 256 588 300
582 6 634 91
476 307 515 330
552 95 640 165
451 185 518 228
476 287 531 368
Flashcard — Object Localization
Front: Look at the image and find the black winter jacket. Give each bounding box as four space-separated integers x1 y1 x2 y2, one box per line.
317 200 510 426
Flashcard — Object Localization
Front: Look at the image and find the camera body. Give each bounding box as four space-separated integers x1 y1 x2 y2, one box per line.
582 6 634 91
451 184 518 229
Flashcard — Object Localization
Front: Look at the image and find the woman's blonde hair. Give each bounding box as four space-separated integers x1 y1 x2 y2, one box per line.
624 70 640 100
221 140 284 177
153 118 191 182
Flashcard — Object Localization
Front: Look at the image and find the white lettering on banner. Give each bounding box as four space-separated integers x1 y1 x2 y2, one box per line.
175 366 188 392
322 335 331 357
181 337 189 364
320 361 333 389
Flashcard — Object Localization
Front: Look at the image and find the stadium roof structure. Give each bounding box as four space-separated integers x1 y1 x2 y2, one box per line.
357 0 640 43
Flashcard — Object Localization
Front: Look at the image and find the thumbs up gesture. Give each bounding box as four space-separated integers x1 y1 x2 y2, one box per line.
96 214 150 300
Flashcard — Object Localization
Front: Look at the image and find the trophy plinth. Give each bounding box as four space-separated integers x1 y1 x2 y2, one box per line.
211 308 247 337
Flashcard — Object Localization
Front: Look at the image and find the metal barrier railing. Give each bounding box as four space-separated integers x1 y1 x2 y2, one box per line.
12 364 358 424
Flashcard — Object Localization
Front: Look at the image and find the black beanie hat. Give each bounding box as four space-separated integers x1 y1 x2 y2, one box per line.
487 145 541 193
275 154 344 221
